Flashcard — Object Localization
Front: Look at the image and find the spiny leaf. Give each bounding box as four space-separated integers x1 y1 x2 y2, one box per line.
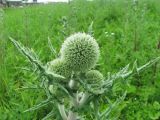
42 110 55 120
24 98 52 112
48 36 58 57
88 21 94 36
104 57 160 88
9 37 65 82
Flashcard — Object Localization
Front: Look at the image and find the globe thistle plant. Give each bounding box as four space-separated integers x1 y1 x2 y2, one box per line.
60 32 100 72
9 31 160 120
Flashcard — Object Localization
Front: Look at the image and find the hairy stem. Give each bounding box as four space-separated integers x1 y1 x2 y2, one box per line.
79 92 90 108
67 111 77 120
58 104 68 120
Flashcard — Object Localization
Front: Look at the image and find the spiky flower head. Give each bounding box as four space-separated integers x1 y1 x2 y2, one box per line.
85 70 104 84
46 58 72 81
60 32 100 72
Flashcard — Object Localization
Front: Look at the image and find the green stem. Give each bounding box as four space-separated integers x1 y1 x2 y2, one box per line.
67 111 77 120
79 92 90 108
58 104 68 120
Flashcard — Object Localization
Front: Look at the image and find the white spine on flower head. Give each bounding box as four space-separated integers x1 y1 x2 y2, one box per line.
60 32 100 72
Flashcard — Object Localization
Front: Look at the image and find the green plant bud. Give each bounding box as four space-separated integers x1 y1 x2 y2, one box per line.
85 70 104 84
47 58 72 81
60 32 100 72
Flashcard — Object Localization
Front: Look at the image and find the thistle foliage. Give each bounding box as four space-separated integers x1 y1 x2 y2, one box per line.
9 32 160 120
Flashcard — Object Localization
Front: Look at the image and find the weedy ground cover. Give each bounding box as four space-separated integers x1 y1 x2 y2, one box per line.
1 0 160 119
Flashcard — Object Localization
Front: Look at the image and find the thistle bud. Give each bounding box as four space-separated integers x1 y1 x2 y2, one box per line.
47 58 72 81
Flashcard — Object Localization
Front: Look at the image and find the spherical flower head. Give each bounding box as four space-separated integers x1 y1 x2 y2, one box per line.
60 32 100 72
46 58 72 81
85 70 104 84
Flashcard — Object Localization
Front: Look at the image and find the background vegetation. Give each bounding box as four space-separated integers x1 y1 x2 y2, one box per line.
0 0 160 119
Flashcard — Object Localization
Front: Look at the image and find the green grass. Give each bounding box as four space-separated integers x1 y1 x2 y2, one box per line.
1 0 160 119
